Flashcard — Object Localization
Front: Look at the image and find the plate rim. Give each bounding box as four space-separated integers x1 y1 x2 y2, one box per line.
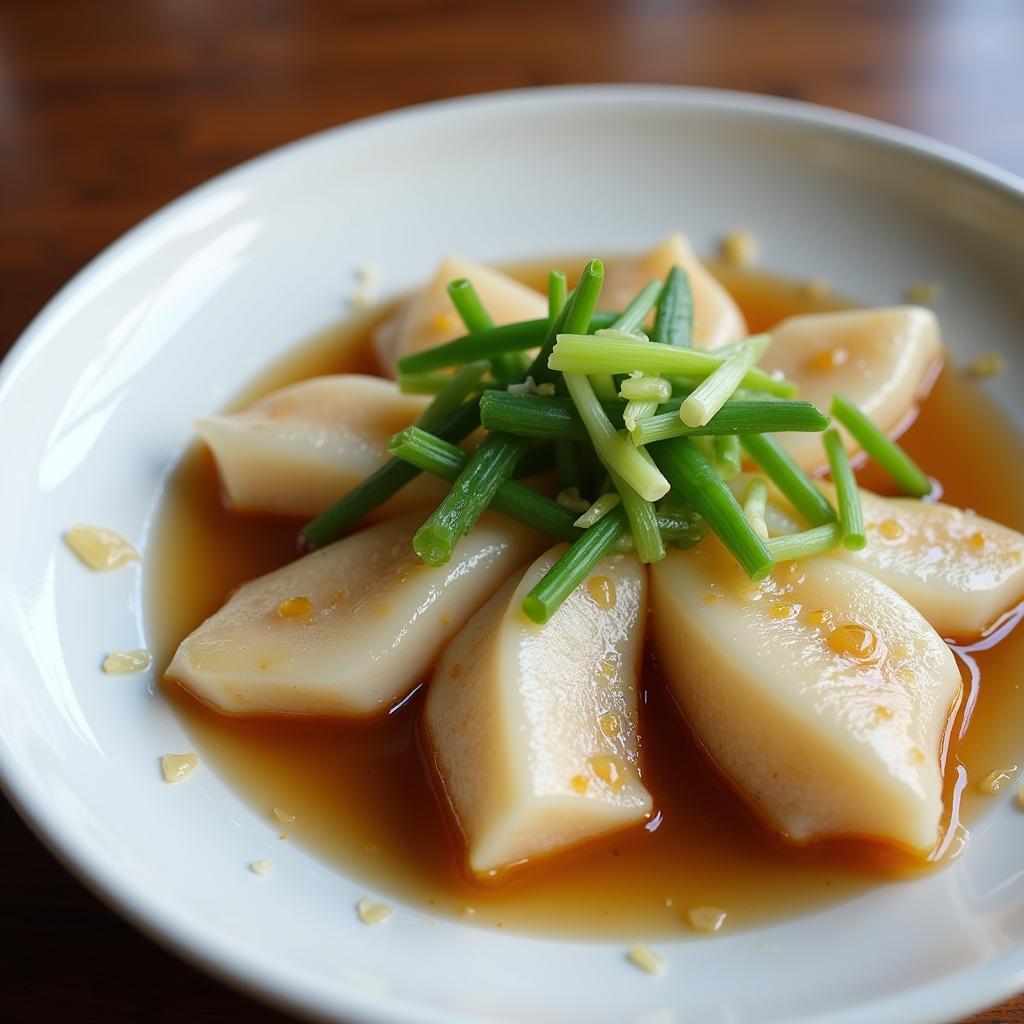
3 83 1024 1024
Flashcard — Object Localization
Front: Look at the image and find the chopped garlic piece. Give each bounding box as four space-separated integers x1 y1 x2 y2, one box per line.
965 350 1005 379
904 281 942 304
161 753 198 783
556 487 591 515
64 524 139 572
249 859 270 877
272 807 296 823
687 905 728 933
1016 787 1024 811
627 944 664 976
506 376 555 397
719 229 759 267
356 895 392 926
978 766 1018 795
102 649 152 674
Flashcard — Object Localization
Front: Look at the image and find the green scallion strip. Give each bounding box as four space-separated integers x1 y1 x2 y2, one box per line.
549 333 795 397
412 431 529 566
679 335 769 426
388 427 581 543
521 508 630 624
711 434 742 480
479 391 624 440
416 361 491 432
410 261 607 567
573 492 621 528
564 371 669 502
651 437 774 581
742 478 770 542
548 271 567 323
611 279 662 334
525 258 606 385
740 433 837 528
823 428 867 550
655 506 707 548
398 371 478 395
609 465 665 564
652 266 693 347
447 279 527 385
624 399 658 433
301 397 480 549
619 374 671 402
511 443 557 479
589 277 657 401
830 394 932 497
630 399 828 445
396 310 618 376
554 439 582 491
767 523 843 562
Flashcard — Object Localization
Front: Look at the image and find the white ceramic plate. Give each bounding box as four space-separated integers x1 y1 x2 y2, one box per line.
3 86 1024 1024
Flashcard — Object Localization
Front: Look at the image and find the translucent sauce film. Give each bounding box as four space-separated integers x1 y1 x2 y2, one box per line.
147 262 1024 938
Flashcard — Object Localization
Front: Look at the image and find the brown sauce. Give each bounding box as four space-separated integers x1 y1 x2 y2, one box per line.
145 264 1024 938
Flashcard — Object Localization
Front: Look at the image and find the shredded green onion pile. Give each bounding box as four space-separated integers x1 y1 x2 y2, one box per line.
301 259 933 624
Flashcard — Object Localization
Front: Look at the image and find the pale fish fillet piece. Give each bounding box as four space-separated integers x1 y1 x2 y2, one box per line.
732 472 1024 639
650 537 961 853
374 256 547 376
762 307 942 472
818 482 1024 639
600 234 748 350
195 374 443 520
425 546 652 875
166 511 545 717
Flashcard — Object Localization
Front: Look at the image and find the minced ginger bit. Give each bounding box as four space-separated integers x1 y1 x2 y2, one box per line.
627 943 664 976
965 350 1005 379
356 895 393 926
506 376 556 397
904 280 942 304
249 859 271 877
278 595 313 619
273 807 296 824
161 753 198 784
64 524 139 572
978 766 1019 795
587 575 617 610
102 649 152 675
1015 787 1024 811
687 905 728 933
719 229 759 267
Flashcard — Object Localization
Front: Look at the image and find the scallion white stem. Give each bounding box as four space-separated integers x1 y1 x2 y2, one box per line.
563 372 670 502
679 335 770 427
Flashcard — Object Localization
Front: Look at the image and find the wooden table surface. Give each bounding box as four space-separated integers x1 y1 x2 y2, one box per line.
2 1 1022 1020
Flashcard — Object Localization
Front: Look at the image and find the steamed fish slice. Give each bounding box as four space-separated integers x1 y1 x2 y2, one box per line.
735 470 1024 639
600 234 748 350
425 546 652 875
763 307 942 472
650 537 961 852
818 483 1024 638
196 374 443 520
373 256 547 376
166 511 544 717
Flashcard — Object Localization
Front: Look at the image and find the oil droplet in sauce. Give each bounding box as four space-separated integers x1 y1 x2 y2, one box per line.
146 262 1024 938
277 595 313 619
827 624 878 661
586 575 616 610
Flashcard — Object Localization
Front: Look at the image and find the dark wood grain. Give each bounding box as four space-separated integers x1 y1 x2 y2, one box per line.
2 1 1023 1020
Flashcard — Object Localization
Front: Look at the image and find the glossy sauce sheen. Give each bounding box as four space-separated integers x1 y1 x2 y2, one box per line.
147 263 1024 938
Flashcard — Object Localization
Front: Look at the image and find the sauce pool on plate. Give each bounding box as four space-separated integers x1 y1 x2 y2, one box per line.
146 263 1024 938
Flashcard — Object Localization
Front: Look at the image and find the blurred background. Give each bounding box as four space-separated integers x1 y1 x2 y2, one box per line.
1 1 1022 1020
